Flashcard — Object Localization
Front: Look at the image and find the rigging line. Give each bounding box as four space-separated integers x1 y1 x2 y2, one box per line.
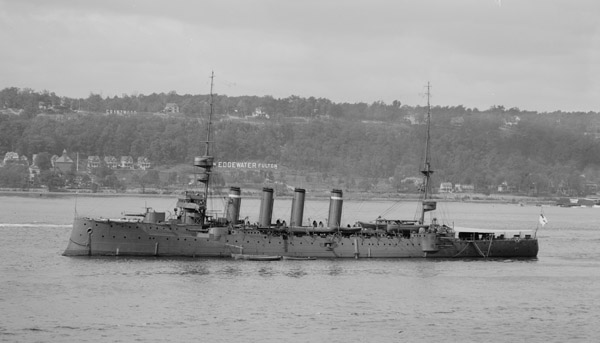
413 202 422 221
74 191 78 217
486 234 494 257
452 242 471 257
305 203 328 221
355 193 401 219
380 201 400 217
379 199 412 217
378 201 398 217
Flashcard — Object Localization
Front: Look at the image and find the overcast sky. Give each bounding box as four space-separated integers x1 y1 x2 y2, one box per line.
1 0 598 112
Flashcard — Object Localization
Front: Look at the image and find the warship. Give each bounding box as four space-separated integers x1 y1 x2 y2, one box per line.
63 78 539 259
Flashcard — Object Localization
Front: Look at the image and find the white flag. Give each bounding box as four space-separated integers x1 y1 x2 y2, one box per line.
539 214 548 226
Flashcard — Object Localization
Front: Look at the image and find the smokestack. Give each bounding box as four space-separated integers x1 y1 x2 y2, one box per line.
327 189 343 228
258 187 274 227
289 188 306 227
226 187 241 224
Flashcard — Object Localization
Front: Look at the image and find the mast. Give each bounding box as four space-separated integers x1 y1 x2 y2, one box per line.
205 71 214 157
420 82 434 224
203 71 215 200
192 71 216 226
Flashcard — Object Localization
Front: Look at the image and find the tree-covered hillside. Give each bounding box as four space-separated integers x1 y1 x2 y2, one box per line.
2 87 600 196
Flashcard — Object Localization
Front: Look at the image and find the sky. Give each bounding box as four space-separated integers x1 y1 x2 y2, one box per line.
1 0 599 112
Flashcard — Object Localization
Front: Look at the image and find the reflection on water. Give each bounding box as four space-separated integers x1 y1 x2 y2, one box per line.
178 263 210 276
285 267 308 278
327 264 344 276
258 266 275 277
217 265 242 277
413 260 440 278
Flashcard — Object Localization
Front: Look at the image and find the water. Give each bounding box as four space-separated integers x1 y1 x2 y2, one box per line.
1 194 598 342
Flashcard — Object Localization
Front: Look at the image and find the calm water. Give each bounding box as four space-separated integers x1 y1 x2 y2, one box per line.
0 194 598 342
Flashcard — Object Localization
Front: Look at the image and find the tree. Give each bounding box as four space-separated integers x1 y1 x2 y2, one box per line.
91 164 113 179
0 164 28 188
328 104 344 118
85 93 104 112
103 174 123 191
358 178 374 192
35 152 53 171
0 87 20 108
40 170 64 191
167 172 178 185
142 170 160 187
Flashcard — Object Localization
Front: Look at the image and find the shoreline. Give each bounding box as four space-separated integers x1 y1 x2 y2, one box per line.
0 189 557 205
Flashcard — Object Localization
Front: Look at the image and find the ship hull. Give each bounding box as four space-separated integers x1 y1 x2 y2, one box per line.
63 218 539 259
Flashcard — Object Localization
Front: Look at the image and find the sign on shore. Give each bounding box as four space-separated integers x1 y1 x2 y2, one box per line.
214 161 278 169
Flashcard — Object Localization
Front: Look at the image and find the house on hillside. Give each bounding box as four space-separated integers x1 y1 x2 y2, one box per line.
450 117 465 126
87 156 101 170
439 182 453 193
104 156 118 169
29 154 41 182
404 114 421 125
38 101 51 110
497 181 517 193
53 150 74 174
504 116 521 127
120 156 134 169
164 103 179 113
2 152 28 166
137 157 152 170
454 184 475 193
2 151 20 166
251 107 269 118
